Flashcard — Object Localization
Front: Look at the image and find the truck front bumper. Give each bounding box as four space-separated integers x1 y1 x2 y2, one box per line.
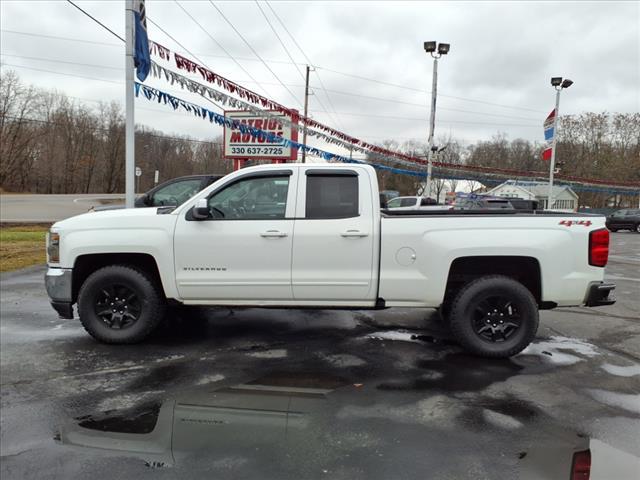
584 281 616 307
45 268 74 319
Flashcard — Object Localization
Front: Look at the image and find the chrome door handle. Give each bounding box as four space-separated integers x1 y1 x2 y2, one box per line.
341 229 368 237
260 230 288 238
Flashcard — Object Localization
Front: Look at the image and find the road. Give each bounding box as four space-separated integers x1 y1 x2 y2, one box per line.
0 233 638 479
0 194 124 223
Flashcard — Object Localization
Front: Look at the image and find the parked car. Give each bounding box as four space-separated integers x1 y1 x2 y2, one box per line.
45 163 615 358
507 198 540 211
93 174 224 211
453 197 514 210
605 208 640 233
386 196 451 211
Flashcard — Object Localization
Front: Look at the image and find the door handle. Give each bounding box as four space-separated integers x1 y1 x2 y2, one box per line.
260 230 288 238
341 229 368 237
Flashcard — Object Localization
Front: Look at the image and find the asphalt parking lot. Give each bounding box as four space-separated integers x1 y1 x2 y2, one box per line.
1 232 639 479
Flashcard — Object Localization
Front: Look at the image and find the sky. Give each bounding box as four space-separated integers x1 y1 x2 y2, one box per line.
1 0 639 152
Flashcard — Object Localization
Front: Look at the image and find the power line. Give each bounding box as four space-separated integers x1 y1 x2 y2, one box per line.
253 1 305 82
314 65 547 114
265 1 346 129
169 1 272 99
1 53 123 71
0 63 123 85
65 0 124 42
144 16 227 112
207 0 302 108
5 46 536 121
1 115 223 145
253 1 339 128
1 28 547 115
0 29 121 47
309 85 540 121
308 110 539 127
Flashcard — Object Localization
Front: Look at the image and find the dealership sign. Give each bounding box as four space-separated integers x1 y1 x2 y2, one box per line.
223 110 298 161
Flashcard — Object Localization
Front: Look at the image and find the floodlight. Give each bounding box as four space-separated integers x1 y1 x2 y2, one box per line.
437 43 450 55
561 79 573 89
551 77 563 87
424 41 436 53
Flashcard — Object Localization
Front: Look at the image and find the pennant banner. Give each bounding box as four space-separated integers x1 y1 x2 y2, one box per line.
133 0 150 82
134 82 639 194
542 108 555 161
145 42 639 189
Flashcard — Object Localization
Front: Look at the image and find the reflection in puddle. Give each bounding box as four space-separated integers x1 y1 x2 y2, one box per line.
57 373 640 478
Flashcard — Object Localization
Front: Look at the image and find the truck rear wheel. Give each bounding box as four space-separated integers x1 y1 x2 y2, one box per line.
77 265 165 344
448 275 538 358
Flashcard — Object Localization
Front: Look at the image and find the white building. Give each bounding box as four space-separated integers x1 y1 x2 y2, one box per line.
486 180 579 211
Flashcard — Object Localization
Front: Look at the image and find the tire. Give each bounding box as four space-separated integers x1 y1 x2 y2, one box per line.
635 223 640 233
448 275 539 358
608 227 618 232
77 265 166 344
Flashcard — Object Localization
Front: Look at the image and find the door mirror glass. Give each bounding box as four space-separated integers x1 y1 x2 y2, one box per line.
192 198 210 220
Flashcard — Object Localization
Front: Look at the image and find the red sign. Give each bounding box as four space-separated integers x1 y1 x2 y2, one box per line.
223 110 298 161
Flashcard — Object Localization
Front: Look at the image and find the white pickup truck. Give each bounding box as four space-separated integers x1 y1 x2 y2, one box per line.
45 164 615 357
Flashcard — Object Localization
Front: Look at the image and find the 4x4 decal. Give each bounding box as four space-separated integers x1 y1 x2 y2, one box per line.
559 220 592 227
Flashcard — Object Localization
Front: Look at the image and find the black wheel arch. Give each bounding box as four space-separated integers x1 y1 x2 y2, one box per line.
442 256 542 310
72 253 165 303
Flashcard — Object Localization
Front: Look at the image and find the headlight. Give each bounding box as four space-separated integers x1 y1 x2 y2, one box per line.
47 231 60 264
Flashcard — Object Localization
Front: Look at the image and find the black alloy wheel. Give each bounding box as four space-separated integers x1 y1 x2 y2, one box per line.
94 284 142 330
471 295 522 343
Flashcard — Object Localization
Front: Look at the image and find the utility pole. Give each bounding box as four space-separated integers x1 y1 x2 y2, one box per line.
124 0 135 208
423 41 450 198
547 77 573 210
301 65 311 163
425 57 437 197
547 89 561 210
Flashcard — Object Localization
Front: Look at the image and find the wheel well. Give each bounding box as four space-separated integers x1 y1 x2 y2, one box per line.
444 256 542 306
72 253 164 302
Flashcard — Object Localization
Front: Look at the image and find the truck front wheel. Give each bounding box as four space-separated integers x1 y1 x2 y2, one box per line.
448 275 538 358
77 265 166 344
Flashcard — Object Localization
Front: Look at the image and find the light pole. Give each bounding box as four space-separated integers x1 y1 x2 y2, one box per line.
423 41 449 199
547 76 573 209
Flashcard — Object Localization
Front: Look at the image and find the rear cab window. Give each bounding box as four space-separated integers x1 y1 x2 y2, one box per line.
304 170 359 219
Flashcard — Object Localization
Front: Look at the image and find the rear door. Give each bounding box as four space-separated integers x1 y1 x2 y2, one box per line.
291 168 376 302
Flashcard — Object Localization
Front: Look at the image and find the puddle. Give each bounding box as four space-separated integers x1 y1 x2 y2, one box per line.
601 363 640 377
319 353 367 368
247 349 288 359
377 353 527 392
585 389 640 415
196 374 225 385
518 336 600 366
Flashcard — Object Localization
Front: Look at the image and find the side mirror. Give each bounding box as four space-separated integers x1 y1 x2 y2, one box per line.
192 198 209 220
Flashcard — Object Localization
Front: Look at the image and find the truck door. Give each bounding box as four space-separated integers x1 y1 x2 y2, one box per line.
174 169 297 301
291 168 376 301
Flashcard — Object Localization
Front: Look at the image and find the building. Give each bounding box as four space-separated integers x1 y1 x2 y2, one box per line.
486 180 579 211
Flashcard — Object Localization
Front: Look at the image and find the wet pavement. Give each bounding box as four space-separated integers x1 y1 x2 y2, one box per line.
1 232 639 479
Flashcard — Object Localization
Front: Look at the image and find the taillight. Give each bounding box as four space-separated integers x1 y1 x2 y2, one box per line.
589 228 609 267
571 449 591 480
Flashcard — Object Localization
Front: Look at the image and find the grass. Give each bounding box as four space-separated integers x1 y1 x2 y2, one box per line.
0 224 50 272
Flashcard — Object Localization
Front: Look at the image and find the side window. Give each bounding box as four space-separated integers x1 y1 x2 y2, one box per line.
306 174 358 219
152 179 202 206
400 198 416 207
207 176 289 220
